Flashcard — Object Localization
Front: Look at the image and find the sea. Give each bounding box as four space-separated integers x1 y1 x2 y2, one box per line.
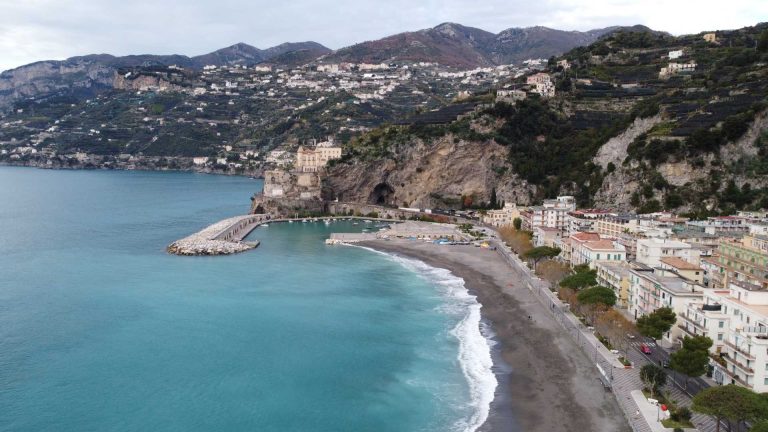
0 167 497 432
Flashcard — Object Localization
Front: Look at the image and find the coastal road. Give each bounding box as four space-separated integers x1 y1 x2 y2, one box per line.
626 340 721 432
627 339 710 397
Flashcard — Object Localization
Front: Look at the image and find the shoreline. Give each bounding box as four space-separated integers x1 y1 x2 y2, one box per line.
358 239 631 432
0 161 265 178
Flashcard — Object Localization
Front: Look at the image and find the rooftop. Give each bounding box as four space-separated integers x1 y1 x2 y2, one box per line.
571 232 602 242
583 240 624 251
660 256 702 271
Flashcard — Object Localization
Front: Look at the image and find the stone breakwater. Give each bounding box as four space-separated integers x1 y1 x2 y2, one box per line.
167 215 267 256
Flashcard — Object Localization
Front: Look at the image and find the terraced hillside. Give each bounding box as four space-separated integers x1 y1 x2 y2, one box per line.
325 24 768 215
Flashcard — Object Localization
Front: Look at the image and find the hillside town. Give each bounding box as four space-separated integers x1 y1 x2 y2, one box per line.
0 58 552 173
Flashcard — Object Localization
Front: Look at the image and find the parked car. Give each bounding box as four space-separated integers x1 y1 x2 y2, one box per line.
661 359 670 368
640 344 652 355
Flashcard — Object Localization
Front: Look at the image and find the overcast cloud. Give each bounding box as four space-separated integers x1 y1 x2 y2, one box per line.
1 0 766 72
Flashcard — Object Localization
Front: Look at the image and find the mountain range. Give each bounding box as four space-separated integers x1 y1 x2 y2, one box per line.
0 22 655 108
323 22 657 68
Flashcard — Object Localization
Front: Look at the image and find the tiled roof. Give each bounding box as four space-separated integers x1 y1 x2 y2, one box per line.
660 256 702 270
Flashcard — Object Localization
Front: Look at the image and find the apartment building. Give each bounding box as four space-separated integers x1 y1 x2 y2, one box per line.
595 261 634 308
659 257 705 284
629 265 704 344
687 216 751 235
679 290 732 353
706 235 768 290
702 285 768 392
520 196 575 231
636 238 699 267
568 232 626 268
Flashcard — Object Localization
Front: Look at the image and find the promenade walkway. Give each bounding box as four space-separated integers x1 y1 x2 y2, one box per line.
490 237 654 432
489 234 720 432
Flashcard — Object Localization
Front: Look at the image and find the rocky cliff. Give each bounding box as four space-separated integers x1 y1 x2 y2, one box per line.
325 133 535 209
0 59 114 109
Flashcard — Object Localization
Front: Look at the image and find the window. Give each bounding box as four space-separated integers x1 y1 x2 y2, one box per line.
719 321 724 328
718 333 723 341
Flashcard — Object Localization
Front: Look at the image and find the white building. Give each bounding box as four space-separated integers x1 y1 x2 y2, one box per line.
636 238 699 268
568 232 626 268
682 284 768 392
628 265 704 344
482 203 521 227
668 50 684 60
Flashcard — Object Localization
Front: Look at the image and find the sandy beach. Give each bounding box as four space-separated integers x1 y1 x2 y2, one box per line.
359 239 631 432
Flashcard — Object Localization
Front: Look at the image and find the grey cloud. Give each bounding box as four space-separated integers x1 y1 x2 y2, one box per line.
0 0 765 71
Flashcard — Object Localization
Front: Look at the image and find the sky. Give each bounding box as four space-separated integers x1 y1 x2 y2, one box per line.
1 0 766 72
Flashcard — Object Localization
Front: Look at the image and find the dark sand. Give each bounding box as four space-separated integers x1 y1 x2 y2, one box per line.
359 239 630 432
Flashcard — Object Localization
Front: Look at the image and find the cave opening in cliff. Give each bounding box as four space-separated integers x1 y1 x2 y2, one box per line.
369 183 395 205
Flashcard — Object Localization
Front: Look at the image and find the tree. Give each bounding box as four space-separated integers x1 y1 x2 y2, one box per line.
513 217 522 230
640 364 667 397
522 246 562 269
596 308 637 357
489 188 498 209
536 260 570 286
559 267 598 290
692 385 766 432
577 286 617 307
636 307 676 340
578 286 617 325
670 336 712 388
758 29 768 53
498 225 533 255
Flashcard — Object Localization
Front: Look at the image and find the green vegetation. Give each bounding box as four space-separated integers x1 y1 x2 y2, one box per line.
692 385 768 431
576 286 617 307
559 265 598 290
522 246 562 268
636 307 676 340
670 336 713 386
640 364 667 397
488 99 631 205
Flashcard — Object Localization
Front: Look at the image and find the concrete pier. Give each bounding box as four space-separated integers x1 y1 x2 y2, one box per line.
167 214 269 256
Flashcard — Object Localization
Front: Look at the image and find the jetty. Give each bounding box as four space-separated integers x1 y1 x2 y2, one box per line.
167 214 269 256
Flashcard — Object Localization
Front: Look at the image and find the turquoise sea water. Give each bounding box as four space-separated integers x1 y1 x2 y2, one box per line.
0 167 495 432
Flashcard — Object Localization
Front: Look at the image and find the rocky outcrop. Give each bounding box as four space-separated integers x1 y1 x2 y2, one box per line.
325 134 535 209
594 110 768 210
113 72 186 92
0 59 114 109
593 115 662 169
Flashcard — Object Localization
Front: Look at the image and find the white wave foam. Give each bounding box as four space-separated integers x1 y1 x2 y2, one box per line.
354 246 498 432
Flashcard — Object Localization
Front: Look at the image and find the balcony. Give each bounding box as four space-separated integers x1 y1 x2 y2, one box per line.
678 323 698 337
723 354 755 375
724 340 756 360
680 314 707 332
720 365 752 386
